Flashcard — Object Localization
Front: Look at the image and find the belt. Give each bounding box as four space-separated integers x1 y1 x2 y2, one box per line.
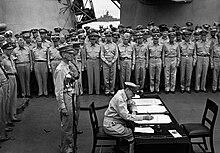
165 56 176 58
7 73 15 76
120 57 131 60
87 58 98 60
35 60 47 62
150 57 161 59
197 55 209 57
16 61 30 64
181 55 192 57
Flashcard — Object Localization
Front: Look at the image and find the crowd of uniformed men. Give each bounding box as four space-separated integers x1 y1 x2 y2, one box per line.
1 21 220 143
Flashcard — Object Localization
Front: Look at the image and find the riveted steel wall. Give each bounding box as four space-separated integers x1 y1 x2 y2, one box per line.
121 0 220 27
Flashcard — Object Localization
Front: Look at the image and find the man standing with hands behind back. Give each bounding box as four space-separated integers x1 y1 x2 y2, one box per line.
103 82 153 153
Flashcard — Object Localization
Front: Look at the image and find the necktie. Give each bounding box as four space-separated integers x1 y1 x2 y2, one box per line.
0 65 9 80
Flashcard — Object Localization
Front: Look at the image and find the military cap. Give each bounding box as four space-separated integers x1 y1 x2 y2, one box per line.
195 25 202 30
51 34 60 42
31 29 39 33
173 24 180 31
126 25 132 29
202 24 210 31
136 25 143 30
152 32 160 38
126 29 134 34
159 24 168 32
200 29 208 35
182 30 192 35
4 30 13 38
88 29 99 37
168 31 176 37
78 33 86 39
65 34 71 39
124 82 139 94
118 24 124 28
0 35 5 43
54 27 62 33
58 42 81 54
68 28 75 34
210 26 218 32
39 28 47 34
112 32 120 38
193 30 200 36
136 32 143 39
151 27 160 34
47 30 53 36
186 21 193 27
1 42 13 50
180 26 187 32
104 30 112 36
21 31 31 38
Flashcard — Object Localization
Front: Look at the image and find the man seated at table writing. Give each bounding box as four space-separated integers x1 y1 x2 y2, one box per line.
103 82 154 153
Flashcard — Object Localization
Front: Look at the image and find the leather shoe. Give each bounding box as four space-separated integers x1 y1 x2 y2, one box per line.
195 90 199 93
180 90 184 93
186 90 191 94
5 127 13 132
165 91 169 94
171 91 175 94
0 136 10 142
7 122 15 127
77 130 83 134
11 118 21 122
212 90 217 93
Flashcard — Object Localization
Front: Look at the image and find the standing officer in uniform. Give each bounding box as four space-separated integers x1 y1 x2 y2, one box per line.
54 43 80 153
100 30 118 95
147 30 164 93
210 32 220 92
118 33 135 89
103 82 153 153
49 35 62 75
179 30 197 93
31 29 39 44
0 49 11 142
162 31 180 94
13 38 32 98
133 32 148 92
195 29 212 93
1 43 21 122
84 30 101 95
32 38 50 97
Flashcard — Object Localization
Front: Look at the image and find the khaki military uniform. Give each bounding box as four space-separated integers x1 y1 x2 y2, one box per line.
85 42 101 94
179 40 196 92
163 42 180 92
54 60 79 153
13 46 32 97
134 42 148 90
147 42 163 93
101 41 118 94
32 46 49 96
118 43 135 89
195 39 212 91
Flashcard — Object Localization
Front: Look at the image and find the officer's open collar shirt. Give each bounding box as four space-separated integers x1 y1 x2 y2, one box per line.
147 42 163 58
85 42 101 59
32 46 48 61
1 54 17 74
13 46 31 64
179 40 196 57
163 41 180 58
196 39 212 56
134 42 147 59
104 89 143 122
49 45 62 60
101 41 118 64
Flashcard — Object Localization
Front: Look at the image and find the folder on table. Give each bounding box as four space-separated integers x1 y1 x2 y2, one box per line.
137 105 167 114
133 98 162 106
134 114 172 124
134 127 154 133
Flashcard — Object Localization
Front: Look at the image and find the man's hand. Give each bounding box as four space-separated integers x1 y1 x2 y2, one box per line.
143 115 154 120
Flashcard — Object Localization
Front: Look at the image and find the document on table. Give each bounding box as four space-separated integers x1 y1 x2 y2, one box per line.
132 98 162 106
136 105 167 114
134 127 154 133
134 114 172 124
168 130 182 138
